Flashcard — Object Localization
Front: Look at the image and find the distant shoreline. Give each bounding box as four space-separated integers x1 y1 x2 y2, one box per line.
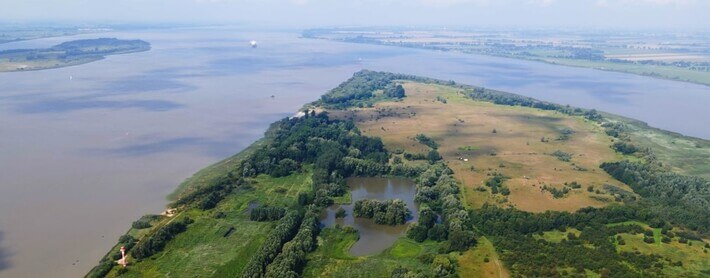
302 33 710 87
0 38 150 72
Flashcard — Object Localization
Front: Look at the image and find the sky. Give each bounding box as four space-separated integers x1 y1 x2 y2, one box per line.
1 0 709 30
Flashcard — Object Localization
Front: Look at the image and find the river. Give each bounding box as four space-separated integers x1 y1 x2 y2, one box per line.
0 26 708 277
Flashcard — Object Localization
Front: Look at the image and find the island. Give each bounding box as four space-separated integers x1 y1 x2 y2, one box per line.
0 38 150 72
88 70 709 277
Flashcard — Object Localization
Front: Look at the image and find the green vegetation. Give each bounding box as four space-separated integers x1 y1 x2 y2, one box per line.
314 70 454 109
242 211 302 277
470 205 705 277
0 38 150 72
352 199 410 225
249 205 286 222
303 226 454 277
551 150 573 162
131 217 193 259
89 70 709 278
414 134 439 149
601 161 709 235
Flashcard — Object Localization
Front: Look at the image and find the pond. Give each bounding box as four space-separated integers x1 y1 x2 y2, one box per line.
320 177 419 256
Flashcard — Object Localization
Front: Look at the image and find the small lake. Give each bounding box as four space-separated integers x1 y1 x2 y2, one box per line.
320 177 419 256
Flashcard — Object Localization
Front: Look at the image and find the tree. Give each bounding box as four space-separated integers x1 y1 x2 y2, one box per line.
427 149 442 163
428 224 448 241
407 224 428 242
385 84 406 98
448 228 476 251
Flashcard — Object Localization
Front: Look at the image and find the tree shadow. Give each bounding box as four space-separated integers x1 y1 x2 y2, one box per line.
0 231 11 271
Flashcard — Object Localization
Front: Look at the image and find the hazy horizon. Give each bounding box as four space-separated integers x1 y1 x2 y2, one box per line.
2 0 709 31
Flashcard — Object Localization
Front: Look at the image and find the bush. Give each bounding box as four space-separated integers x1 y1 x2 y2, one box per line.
335 207 346 218
250 205 286 222
551 150 572 162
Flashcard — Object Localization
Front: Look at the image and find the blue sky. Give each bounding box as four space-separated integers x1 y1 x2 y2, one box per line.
2 0 708 30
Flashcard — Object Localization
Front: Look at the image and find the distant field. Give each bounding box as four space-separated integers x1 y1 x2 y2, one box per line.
605 53 710 62
329 82 630 212
306 29 710 86
543 57 710 86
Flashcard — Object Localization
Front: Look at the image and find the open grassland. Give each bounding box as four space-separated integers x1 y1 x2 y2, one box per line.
303 227 447 277
533 228 582 243
606 115 710 180
329 82 630 212
104 170 313 277
456 237 510 278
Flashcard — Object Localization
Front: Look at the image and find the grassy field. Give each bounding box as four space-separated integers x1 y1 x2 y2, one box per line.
303 227 450 277
607 221 710 276
605 114 710 180
329 82 631 212
103 170 313 277
533 228 582 243
456 237 510 278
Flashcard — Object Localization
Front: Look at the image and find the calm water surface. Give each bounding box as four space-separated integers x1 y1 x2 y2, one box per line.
0 27 708 277
320 177 418 256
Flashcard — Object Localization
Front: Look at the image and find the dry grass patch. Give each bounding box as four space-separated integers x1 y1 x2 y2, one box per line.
328 82 630 212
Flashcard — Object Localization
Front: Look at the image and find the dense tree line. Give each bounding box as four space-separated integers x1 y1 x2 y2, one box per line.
316 70 401 108
250 205 286 222
239 113 390 207
467 87 603 121
242 211 303 278
315 70 463 109
601 161 710 234
131 217 193 260
171 171 245 209
408 163 477 252
353 199 410 225
264 207 321 277
470 205 676 277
